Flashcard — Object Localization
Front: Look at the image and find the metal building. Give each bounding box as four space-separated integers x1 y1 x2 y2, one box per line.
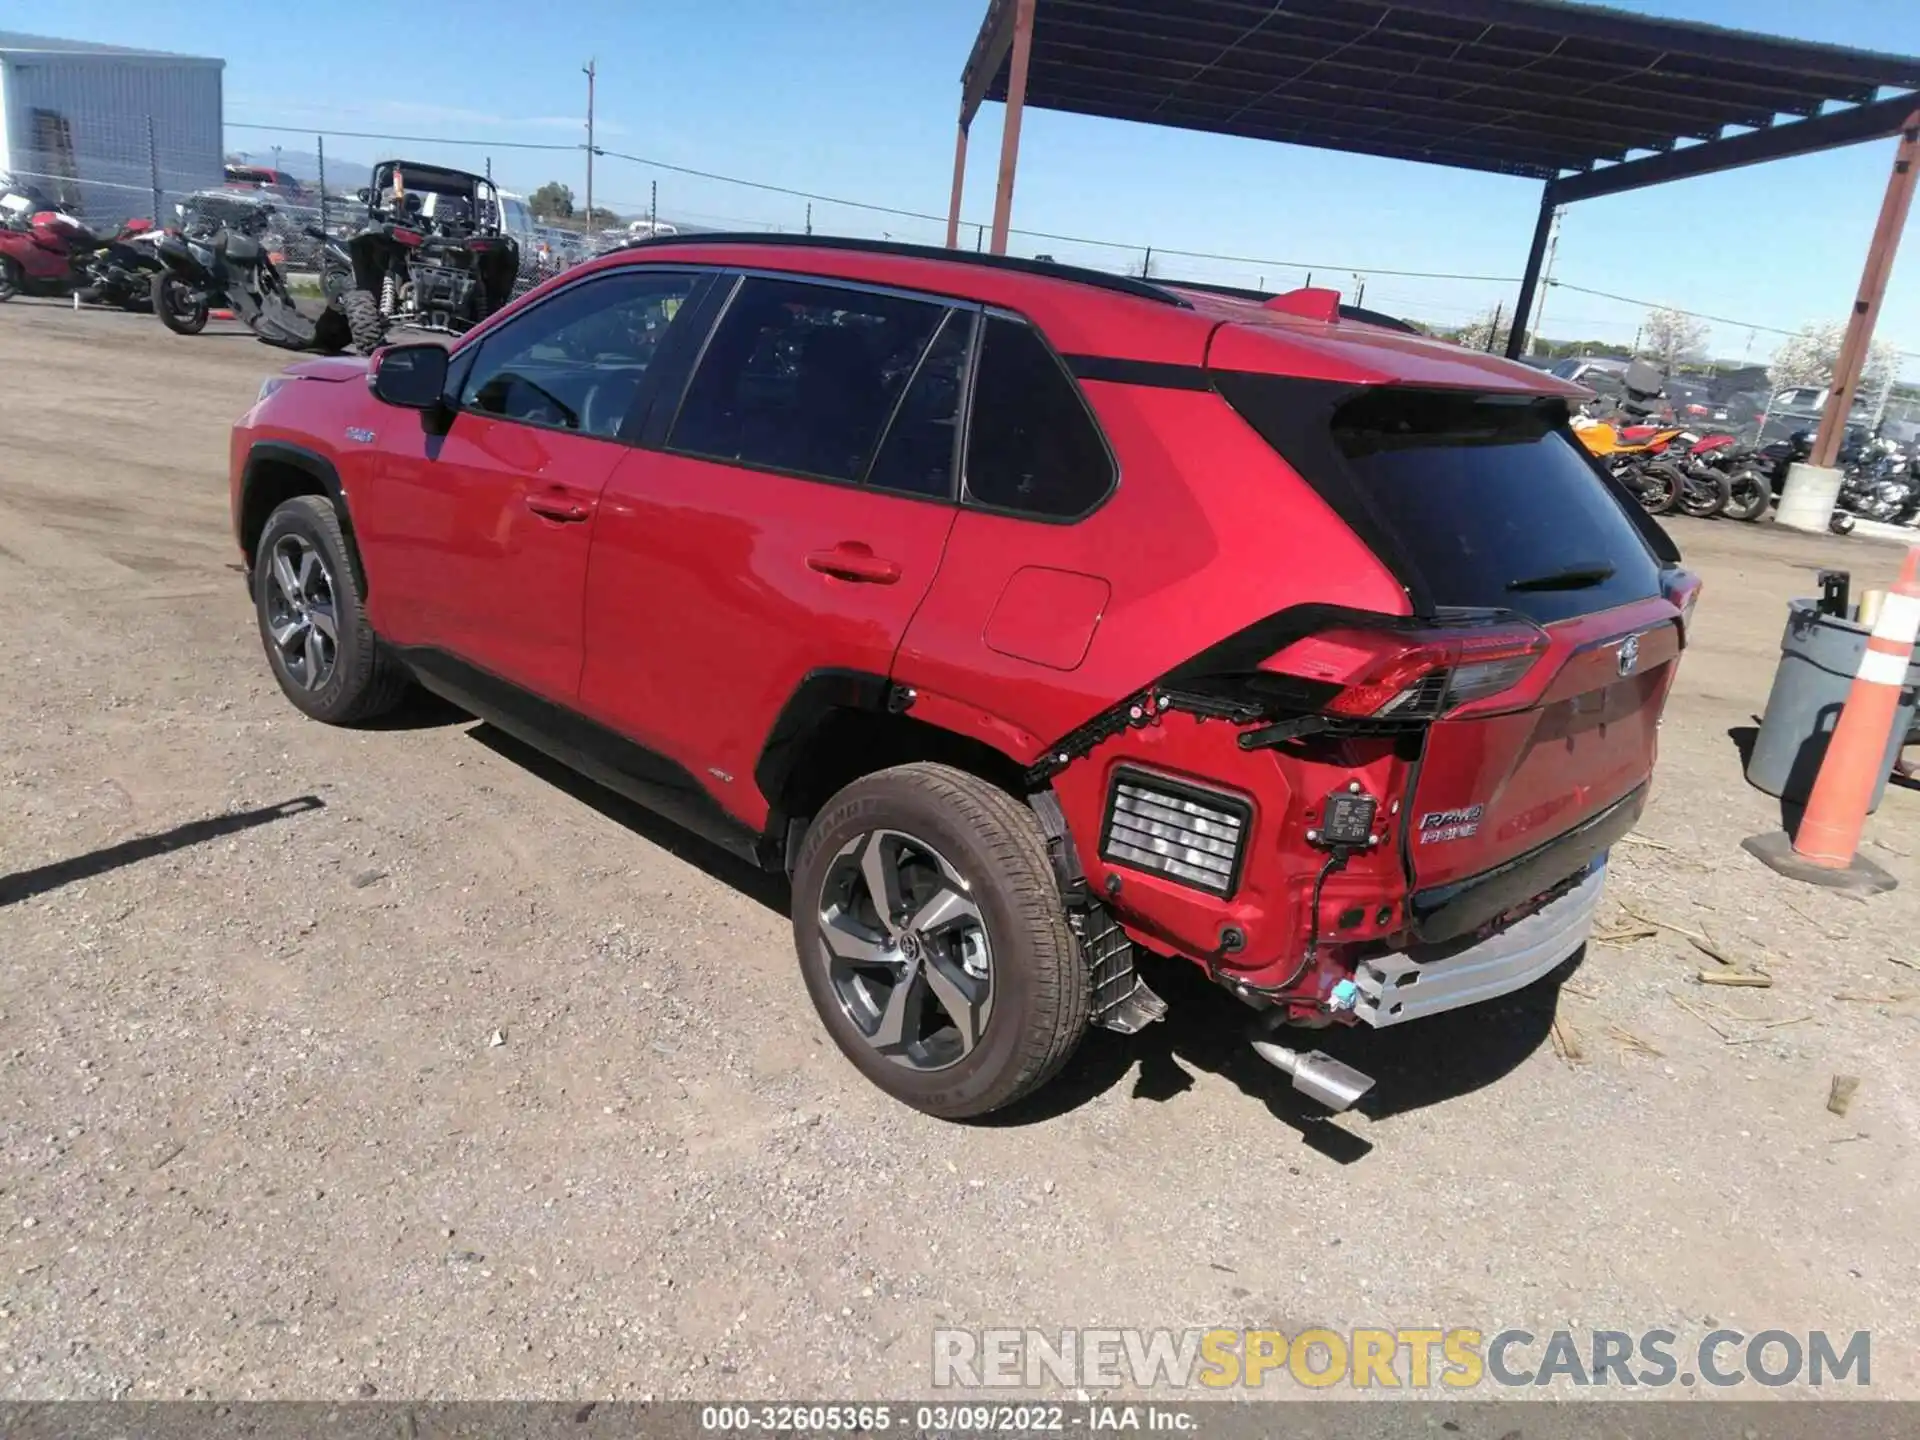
0 31 223 226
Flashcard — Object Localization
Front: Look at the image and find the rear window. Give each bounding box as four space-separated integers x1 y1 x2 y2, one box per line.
1328 388 1665 624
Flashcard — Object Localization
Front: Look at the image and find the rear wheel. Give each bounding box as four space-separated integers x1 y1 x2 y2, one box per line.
340 287 387 355
1631 461 1679 514
152 273 209 334
1723 468 1771 522
1675 465 1731 518
0 256 22 302
254 495 409 724
790 764 1091 1119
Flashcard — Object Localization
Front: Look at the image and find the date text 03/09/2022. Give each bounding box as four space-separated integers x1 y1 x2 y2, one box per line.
698 1403 1198 1432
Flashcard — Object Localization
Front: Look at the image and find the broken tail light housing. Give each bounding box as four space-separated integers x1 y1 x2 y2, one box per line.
1263 620 1550 722
1662 568 1703 642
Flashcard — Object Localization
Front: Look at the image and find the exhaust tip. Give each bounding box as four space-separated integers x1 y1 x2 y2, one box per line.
1249 1038 1376 1112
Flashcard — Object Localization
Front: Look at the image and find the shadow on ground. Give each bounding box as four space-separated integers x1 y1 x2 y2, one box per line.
0 796 324 906
466 723 1565 1157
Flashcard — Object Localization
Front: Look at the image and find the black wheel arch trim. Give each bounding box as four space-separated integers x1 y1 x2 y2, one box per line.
753 667 895 819
240 441 365 585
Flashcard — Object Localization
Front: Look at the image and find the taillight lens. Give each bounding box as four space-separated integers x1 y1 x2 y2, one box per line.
1265 621 1549 720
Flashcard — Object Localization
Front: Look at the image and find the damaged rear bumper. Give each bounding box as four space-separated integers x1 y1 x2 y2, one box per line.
1351 859 1606 1027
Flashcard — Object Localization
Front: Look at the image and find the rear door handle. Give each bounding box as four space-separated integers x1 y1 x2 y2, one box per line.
525 492 593 523
806 545 901 584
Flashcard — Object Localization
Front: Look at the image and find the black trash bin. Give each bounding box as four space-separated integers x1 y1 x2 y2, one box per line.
1746 597 1920 814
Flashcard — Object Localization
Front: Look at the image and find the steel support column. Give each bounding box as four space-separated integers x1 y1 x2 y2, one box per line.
988 0 1037 256
1811 111 1920 470
1504 185 1555 360
945 120 971 250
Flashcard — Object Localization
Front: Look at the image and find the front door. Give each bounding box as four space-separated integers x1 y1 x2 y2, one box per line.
352 267 705 702
579 275 972 829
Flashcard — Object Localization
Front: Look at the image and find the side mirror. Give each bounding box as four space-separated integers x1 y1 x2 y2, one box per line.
368 342 449 410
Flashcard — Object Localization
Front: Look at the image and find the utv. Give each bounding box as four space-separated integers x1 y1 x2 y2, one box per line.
337 160 520 354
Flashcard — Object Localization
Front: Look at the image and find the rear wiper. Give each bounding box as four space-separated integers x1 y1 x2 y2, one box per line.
1506 563 1616 593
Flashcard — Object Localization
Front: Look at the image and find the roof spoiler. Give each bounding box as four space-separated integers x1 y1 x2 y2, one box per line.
1262 287 1343 323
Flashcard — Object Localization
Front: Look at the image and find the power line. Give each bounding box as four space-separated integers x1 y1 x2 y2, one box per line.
225 120 579 152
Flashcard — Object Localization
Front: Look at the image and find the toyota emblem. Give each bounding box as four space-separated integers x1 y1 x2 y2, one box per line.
1617 634 1641 677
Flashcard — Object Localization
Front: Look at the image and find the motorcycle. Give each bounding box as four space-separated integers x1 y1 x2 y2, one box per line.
1571 359 1729 517
1663 430 1769 522
151 193 348 352
0 186 160 309
1835 439 1920 526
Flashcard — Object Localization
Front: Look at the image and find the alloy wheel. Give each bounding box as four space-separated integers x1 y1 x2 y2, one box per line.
813 829 994 1072
263 533 339 691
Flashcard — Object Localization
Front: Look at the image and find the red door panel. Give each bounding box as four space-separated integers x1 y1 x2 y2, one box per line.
577 454 956 829
354 413 628 701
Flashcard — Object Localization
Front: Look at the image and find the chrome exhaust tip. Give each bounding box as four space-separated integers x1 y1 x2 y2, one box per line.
1249 1038 1375 1112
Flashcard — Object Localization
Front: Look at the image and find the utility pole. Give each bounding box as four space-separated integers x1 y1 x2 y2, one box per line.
1522 207 1562 357
583 58 597 227
649 179 658 232
805 202 812 236
1352 272 1366 307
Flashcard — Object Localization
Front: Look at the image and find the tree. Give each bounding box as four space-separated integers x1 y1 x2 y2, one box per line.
1640 305 1708 375
529 181 574 220
1769 322 1902 410
1452 305 1511 355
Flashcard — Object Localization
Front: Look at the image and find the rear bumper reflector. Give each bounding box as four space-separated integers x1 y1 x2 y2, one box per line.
1355 862 1606 1027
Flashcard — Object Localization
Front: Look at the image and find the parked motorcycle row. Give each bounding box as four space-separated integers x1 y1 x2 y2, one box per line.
0 180 167 310
1571 359 1920 533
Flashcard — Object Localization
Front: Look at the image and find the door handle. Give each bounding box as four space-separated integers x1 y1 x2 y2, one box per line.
525 492 593 523
806 545 902 584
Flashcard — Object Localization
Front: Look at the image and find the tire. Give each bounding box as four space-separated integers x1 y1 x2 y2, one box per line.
340 287 387 355
1632 461 1679 515
152 272 208 335
790 763 1092 1120
1723 468 1771 522
1830 511 1857 536
0 256 20 302
1674 464 1730 518
254 495 409 725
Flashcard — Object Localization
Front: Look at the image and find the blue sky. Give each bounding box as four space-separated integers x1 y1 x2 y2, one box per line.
39 0 1920 371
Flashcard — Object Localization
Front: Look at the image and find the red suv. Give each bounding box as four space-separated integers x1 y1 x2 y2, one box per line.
229 236 1698 1119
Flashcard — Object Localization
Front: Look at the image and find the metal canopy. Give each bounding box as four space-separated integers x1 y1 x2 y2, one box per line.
958 0 1920 188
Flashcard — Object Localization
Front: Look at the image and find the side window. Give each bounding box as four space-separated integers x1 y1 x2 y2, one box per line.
963 316 1115 519
867 309 973 500
459 269 699 439
668 276 947 483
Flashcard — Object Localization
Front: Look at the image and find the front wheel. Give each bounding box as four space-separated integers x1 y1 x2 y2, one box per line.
340 287 387 355
152 272 209 334
1723 469 1771 522
0 256 20 302
254 495 410 724
1631 461 1679 514
790 764 1091 1119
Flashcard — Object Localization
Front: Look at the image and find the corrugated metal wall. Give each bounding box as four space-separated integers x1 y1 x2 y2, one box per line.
2 55 222 224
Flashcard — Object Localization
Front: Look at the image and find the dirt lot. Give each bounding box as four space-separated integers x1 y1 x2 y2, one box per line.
2 299 1917 1403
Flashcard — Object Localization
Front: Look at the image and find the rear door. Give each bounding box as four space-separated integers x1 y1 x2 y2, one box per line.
577 273 967 830
1322 386 1678 889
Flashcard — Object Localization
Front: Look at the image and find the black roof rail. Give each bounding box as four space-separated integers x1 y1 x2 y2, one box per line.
612 230 1193 309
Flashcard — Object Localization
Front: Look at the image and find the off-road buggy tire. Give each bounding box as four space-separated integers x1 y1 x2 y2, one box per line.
254 495 410 725
341 288 387 355
790 763 1092 1120
151 273 209 335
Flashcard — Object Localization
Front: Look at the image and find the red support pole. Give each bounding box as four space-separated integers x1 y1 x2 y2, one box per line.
988 0 1036 257
945 120 970 250
1811 111 1919 470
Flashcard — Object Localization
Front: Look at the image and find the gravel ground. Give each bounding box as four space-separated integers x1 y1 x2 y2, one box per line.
1 299 1916 1403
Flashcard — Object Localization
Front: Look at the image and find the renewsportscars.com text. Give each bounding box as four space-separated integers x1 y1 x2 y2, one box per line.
932 1327 1871 1391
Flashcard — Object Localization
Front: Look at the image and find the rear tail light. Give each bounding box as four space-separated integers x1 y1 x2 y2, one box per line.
392 227 422 246
1265 621 1550 721
1101 770 1251 897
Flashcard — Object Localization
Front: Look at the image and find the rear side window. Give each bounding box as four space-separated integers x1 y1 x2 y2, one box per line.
867 309 972 500
963 317 1114 519
1327 388 1665 624
669 277 946 483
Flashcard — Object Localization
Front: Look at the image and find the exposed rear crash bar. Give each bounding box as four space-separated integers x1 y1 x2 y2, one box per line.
1408 785 1645 945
